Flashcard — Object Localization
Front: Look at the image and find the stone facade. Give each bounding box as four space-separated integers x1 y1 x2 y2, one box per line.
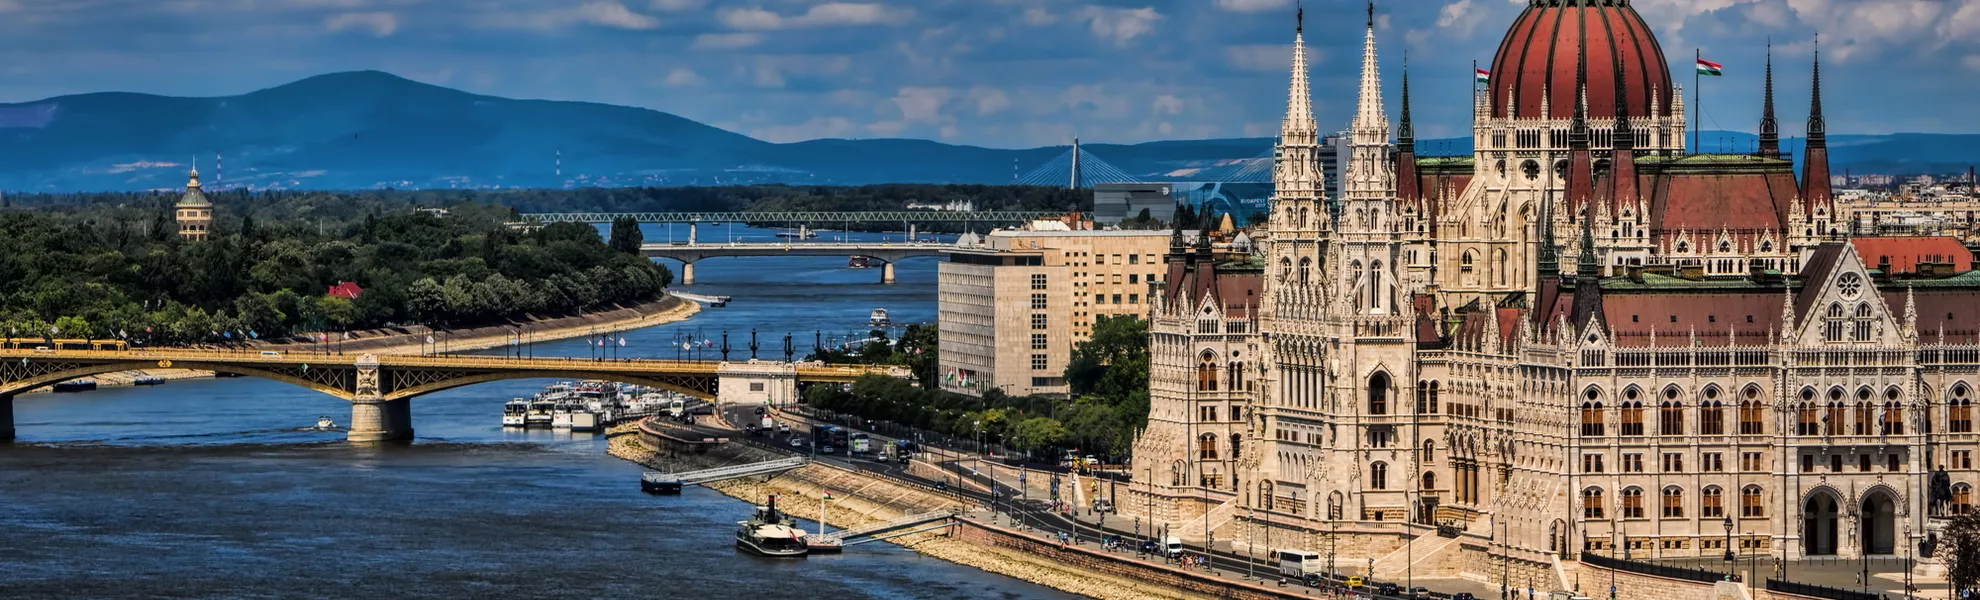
1128 1 1980 589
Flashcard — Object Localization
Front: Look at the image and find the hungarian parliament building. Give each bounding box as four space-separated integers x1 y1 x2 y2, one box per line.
1127 0 1980 583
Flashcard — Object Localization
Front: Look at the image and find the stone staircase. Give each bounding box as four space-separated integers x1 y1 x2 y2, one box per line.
1176 493 1242 543
1371 530 1464 579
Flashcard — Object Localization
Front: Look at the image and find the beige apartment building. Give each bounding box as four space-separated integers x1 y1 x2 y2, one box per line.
937 228 1170 397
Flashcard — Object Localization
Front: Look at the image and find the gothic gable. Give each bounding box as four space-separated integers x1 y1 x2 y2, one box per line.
1792 243 1903 347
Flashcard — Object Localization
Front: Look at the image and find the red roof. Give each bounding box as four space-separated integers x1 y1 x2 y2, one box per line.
1489 1 1675 120
1641 164 1796 237
327 281 364 299
1851 237 1974 275
1600 292 1783 347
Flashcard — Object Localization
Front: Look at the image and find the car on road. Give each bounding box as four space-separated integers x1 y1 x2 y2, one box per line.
1301 573 1327 588
1091 498 1114 513
876 451 890 462
788 437 804 448
933 481 948 491
1408 586 1430 598
821 445 835 454
1451 593 1477 600
1376 583 1400 596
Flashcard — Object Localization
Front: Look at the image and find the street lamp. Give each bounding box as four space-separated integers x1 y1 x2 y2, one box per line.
1724 516 1736 565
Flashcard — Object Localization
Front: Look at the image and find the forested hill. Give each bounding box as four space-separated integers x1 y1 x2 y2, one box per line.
0 195 672 345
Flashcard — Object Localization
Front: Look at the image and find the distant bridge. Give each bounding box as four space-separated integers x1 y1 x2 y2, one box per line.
642 241 951 284
0 349 906 443
521 211 1056 225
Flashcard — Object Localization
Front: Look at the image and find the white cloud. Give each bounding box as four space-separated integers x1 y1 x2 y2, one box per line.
662 68 704 86
969 86 1011 115
891 86 951 123
1022 7 1056 26
323 11 397 36
1213 0 1291 14
478 1 661 31
718 2 912 30
1060 84 1131 118
1152 94 1183 116
649 0 703 11
1077 6 1161 47
691 32 761 50
1434 0 1483 39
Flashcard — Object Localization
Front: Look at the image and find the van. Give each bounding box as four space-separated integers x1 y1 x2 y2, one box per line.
260 351 282 358
1162 536 1184 558
1276 549 1322 578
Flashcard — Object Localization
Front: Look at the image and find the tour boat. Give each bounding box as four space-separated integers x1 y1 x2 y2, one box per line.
869 308 890 328
525 396 557 428
316 416 337 430
52 379 97 393
502 398 529 427
132 375 167 386
735 495 810 557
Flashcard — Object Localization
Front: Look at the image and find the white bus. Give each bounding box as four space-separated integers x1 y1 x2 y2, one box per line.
1277 549 1323 578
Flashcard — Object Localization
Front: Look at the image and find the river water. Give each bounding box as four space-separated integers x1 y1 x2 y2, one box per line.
0 225 1076 600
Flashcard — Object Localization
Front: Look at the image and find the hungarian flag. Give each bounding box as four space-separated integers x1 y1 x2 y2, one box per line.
822 491 834 501
1475 68 1490 83
1696 58 1723 76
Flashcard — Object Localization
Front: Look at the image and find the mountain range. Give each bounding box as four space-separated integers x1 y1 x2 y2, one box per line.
0 71 1973 192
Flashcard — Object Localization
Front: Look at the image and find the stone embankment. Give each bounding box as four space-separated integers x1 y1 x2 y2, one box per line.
605 421 1226 600
35 296 700 393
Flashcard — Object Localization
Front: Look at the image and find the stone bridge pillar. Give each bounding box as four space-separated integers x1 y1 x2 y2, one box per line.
716 360 798 408
1 392 14 442
681 261 696 286
345 354 413 443
881 261 896 284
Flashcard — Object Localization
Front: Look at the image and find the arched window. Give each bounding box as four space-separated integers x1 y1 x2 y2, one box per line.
1659 399 1684 436
1198 433 1218 460
1620 401 1645 436
1622 487 1644 519
1428 381 1441 414
1853 303 1873 341
1661 486 1685 518
1824 302 1845 342
1230 433 1243 461
1422 471 1436 491
1826 388 1847 435
1297 207 1309 229
1702 486 1725 518
1367 372 1390 415
1423 439 1435 463
1580 398 1606 437
1741 486 1764 517
1740 386 1766 435
1299 256 1313 284
1855 395 1874 436
1279 257 1292 282
1883 399 1905 435
1368 260 1385 312
1953 384 1974 433
1797 388 1820 436
1417 381 1430 414
1701 400 1725 436
1582 487 1605 518
1370 462 1388 490
1197 351 1219 392
1958 484 1974 516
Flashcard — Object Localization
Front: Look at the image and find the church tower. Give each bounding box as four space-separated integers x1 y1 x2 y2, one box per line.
176 164 213 242
1264 3 1328 291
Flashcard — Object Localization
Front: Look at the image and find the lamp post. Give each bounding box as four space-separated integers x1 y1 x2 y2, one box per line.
1904 522 1913 600
1246 507 1256 580
1724 516 1736 572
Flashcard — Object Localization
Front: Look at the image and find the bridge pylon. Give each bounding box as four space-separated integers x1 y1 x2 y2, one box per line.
345 354 414 443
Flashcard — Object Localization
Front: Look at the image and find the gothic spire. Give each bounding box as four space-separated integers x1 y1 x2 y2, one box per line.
1801 37 1834 213
1279 7 1315 142
1807 38 1826 146
1576 194 1599 278
1537 186 1560 279
1398 51 1414 151
1350 0 1386 140
1564 34 1594 222
1758 41 1780 157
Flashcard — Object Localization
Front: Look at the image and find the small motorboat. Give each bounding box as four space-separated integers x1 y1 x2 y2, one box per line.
316 416 337 430
869 308 890 328
735 495 810 557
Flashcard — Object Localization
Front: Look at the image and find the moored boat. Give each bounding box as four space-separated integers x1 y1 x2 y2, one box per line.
502 399 529 427
735 495 809 557
869 308 890 328
52 379 98 393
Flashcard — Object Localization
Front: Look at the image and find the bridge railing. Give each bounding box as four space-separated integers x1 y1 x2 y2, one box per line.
0 347 897 379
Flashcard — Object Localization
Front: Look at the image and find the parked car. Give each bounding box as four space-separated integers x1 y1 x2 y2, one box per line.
1376 582 1400 596
1453 593 1477 600
1091 498 1115 513
1301 573 1327 588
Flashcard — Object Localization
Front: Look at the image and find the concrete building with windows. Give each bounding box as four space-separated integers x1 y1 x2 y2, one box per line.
1125 1 1980 591
936 228 1171 397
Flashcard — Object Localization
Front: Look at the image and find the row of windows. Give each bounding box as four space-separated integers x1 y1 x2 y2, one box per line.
1583 486 1766 519
1586 452 1761 474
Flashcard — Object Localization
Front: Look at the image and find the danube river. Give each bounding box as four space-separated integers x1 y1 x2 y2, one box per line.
0 224 1077 600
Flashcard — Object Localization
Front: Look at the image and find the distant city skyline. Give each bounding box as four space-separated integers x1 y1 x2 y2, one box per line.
0 0 1974 148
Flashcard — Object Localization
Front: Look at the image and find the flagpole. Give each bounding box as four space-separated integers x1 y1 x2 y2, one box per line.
1693 48 1700 154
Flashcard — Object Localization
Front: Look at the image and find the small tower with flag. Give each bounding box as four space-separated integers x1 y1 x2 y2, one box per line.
176 162 214 241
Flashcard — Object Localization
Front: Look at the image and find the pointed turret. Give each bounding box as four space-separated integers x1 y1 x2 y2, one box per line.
1568 187 1607 333
1396 55 1420 204
1609 55 1638 214
1564 42 1595 219
1345 0 1392 200
1269 3 1323 210
1758 42 1780 157
1800 40 1834 217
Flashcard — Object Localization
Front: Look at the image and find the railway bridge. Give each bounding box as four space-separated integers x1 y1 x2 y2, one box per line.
0 349 904 443
641 241 949 284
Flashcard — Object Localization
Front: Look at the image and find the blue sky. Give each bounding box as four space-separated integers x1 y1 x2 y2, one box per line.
1 0 1974 148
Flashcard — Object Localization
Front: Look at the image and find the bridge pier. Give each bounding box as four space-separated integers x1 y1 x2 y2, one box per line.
1 393 13 443
681 262 696 285
881 262 895 284
347 399 413 443
689 223 697 245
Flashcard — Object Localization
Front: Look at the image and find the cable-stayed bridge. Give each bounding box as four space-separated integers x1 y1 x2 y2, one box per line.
1012 138 1273 188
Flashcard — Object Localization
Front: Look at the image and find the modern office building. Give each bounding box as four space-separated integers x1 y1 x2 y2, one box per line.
937 228 1172 397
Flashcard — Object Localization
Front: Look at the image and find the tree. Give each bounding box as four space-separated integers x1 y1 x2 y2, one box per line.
1009 417 1069 454
608 216 644 254
1946 511 1980 596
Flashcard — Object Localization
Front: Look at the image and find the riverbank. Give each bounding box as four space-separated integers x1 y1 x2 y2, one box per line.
605 421 1217 600
46 295 702 393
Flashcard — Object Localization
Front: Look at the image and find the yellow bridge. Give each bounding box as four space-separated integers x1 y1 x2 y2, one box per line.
0 348 905 443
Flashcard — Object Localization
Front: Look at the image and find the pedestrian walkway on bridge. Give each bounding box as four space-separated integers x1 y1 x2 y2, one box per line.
640 456 810 493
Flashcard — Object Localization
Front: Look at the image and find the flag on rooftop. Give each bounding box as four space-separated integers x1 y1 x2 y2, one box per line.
1696 58 1722 76
1475 68 1490 83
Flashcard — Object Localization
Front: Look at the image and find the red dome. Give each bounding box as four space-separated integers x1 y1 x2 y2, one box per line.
1488 0 1674 121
